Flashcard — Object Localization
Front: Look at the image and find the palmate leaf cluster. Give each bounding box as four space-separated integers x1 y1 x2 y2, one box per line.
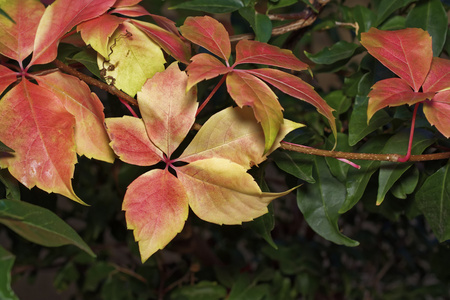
0 0 450 299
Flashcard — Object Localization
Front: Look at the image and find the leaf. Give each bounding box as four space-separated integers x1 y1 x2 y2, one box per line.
131 19 191 64
376 130 435 205
137 62 198 157
105 116 163 166
390 167 419 199
110 4 150 17
375 0 417 26
247 68 336 138
0 65 17 95
0 80 82 204
360 27 432 92
180 16 231 61
35 71 115 163
123 169 189 262
0 169 20 201
77 14 123 59
423 90 450 138
30 0 116 66
112 0 142 7
297 157 359 246
416 161 450 242
271 150 315 183
170 281 227 300
181 106 303 168
69 48 102 78
238 7 272 43
226 71 284 152
0 246 18 300
267 0 297 11
170 0 244 14
351 5 376 36
235 39 308 71
177 158 296 225
0 0 44 62
0 141 13 153
98 22 166 97
185 53 232 90
367 77 434 121
405 0 448 56
422 57 450 93
304 41 360 65
0 199 95 256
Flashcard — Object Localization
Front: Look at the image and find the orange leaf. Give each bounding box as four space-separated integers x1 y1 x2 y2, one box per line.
0 0 44 62
235 40 308 71
180 16 231 62
0 79 82 203
113 0 142 7
137 62 198 157
0 65 17 94
185 53 232 90
30 0 115 66
422 57 450 93
105 116 163 166
361 27 432 92
367 78 434 121
226 71 284 152
110 5 149 17
123 169 188 262
35 71 114 163
423 90 450 138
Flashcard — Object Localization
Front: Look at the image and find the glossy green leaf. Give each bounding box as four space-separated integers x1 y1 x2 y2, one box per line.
416 161 450 242
0 246 18 300
228 272 271 300
267 0 297 11
350 5 376 36
390 167 419 199
324 90 351 115
238 7 272 43
271 150 315 183
405 0 448 56
69 49 101 79
375 0 417 26
376 130 435 205
297 157 359 246
0 199 95 256
304 41 359 65
325 133 353 183
0 170 20 200
170 0 244 13
170 281 227 300
247 203 277 249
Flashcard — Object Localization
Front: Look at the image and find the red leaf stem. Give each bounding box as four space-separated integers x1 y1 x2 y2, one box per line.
119 97 138 117
397 102 420 162
196 74 227 117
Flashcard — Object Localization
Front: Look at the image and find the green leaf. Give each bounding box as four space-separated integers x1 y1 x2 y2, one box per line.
405 0 448 56
83 262 115 292
379 16 406 30
324 90 351 115
0 246 18 300
416 161 450 242
247 203 277 249
375 0 417 26
0 140 13 152
445 30 450 56
0 199 95 256
228 271 271 300
304 41 360 65
0 170 20 200
271 150 315 183
325 133 353 183
170 0 244 13
297 157 359 246
351 5 376 36
238 7 272 43
376 130 435 205
390 167 419 199
170 281 227 300
69 48 101 78
267 0 297 11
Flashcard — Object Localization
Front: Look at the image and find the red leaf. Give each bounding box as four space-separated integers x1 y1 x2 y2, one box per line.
367 78 434 121
226 71 284 152
0 0 45 62
360 27 432 92
180 16 231 62
113 0 141 7
234 40 308 71
123 169 188 262
422 57 450 93
35 71 114 163
0 66 17 95
0 79 82 203
185 53 232 90
77 14 123 59
110 5 149 17
423 90 450 138
247 68 337 138
30 0 115 66
131 20 191 64
148 14 183 37
105 116 163 166
137 62 198 157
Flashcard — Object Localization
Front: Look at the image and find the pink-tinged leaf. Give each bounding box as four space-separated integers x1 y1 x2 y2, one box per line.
227 71 284 152
149 14 182 37
113 0 141 7
247 68 337 138
422 57 450 93
360 27 432 92
77 14 123 59
110 5 149 17
30 0 116 66
423 90 450 138
138 62 198 157
0 65 17 94
0 0 45 62
177 158 295 225
105 116 163 166
235 40 308 71
0 79 83 204
131 20 190 64
35 71 115 163
367 78 434 121
123 169 188 262
185 53 232 90
181 106 303 168
180 16 231 62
